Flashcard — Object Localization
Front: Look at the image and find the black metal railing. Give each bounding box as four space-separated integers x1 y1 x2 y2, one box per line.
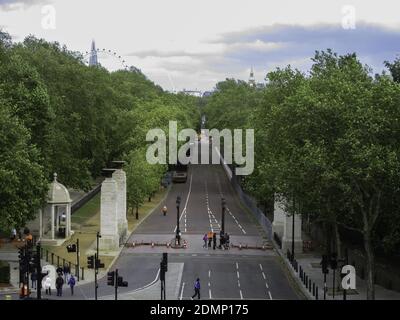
288 254 319 300
40 246 84 281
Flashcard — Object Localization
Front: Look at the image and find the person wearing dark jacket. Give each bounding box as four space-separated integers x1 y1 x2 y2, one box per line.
68 275 76 296
56 274 64 297
212 233 217 250
191 278 201 300
31 271 37 289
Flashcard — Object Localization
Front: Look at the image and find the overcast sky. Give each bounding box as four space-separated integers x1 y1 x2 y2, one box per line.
1 0 400 91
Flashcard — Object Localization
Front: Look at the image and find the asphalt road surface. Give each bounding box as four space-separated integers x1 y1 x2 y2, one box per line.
6 140 301 301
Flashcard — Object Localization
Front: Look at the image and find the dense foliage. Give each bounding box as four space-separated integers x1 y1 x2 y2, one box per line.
0 31 199 231
203 50 400 299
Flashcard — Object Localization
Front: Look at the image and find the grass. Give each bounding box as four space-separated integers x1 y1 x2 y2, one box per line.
43 187 168 270
71 193 101 226
126 189 168 232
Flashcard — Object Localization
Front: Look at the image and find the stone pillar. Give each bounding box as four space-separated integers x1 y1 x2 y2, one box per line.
66 204 71 237
51 205 55 240
39 208 43 238
99 171 119 251
112 168 128 243
282 212 303 254
272 197 285 239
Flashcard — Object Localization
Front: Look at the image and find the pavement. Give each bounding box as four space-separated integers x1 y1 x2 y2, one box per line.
281 250 400 300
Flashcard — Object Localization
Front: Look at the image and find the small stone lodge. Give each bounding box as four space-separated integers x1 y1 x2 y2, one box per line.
28 173 73 246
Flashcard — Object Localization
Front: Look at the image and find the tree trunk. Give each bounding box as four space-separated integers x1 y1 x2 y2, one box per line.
364 229 375 300
333 221 342 291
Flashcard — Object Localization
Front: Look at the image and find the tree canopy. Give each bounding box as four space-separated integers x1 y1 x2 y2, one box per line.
0 31 199 231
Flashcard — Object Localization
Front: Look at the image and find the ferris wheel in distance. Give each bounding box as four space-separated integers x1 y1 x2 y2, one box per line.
81 40 141 73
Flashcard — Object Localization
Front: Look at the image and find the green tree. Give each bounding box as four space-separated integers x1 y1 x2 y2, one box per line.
0 103 48 230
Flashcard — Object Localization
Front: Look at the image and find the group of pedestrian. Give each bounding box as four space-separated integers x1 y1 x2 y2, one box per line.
202 231 229 250
43 264 76 297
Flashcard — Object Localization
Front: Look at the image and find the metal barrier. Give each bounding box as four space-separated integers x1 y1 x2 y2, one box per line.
40 247 83 281
288 255 320 300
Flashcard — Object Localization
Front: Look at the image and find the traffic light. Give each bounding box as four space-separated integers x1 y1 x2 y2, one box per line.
18 247 25 260
66 244 76 253
87 255 95 269
117 276 128 287
96 258 105 269
107 271 115 286
160 261 166 281
18 247 28 273
321 255 329 274
162 253 168 272
29 252 38 272
330 253 338 270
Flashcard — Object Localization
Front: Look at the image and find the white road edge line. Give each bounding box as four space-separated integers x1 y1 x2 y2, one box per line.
268 291 272 300
209 289 212 299
180 282 185 300
259 264 263 271
240 290 243 300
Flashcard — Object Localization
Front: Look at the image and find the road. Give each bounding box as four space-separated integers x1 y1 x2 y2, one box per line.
3 140 301 301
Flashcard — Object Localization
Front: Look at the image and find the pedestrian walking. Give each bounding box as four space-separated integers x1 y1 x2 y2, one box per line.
207 232 212 249
68 275 76 296
212 232 217 250
44 276 52 295
191 278 201 300
31 271 37 289
56 274 64 297
63 264 70 283
56 266 63 277
162 206 168 216
225 233 230 249
202 234 207 248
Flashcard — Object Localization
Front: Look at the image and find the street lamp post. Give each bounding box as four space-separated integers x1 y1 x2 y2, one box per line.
221 198 226 235
95 231 101 300
176 196 181 245
292 198 296 262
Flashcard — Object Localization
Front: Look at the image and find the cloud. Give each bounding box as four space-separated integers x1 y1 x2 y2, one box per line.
215 22 400 71
126 22 400 90
0 0 49 11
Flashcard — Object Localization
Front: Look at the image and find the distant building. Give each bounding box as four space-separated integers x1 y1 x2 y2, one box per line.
89 40 98 66
202 91 214 98
180 89 203 97
248 67 256 87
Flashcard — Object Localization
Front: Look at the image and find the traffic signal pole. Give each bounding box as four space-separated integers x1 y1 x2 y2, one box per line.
95 253 98 300
76 239 80 281
25 242 29 297
95 232 100 300
115 269 118 301
36 243 42 300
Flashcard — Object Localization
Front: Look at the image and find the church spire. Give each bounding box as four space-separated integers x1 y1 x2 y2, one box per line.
89 40 98 66
248 66 256 87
